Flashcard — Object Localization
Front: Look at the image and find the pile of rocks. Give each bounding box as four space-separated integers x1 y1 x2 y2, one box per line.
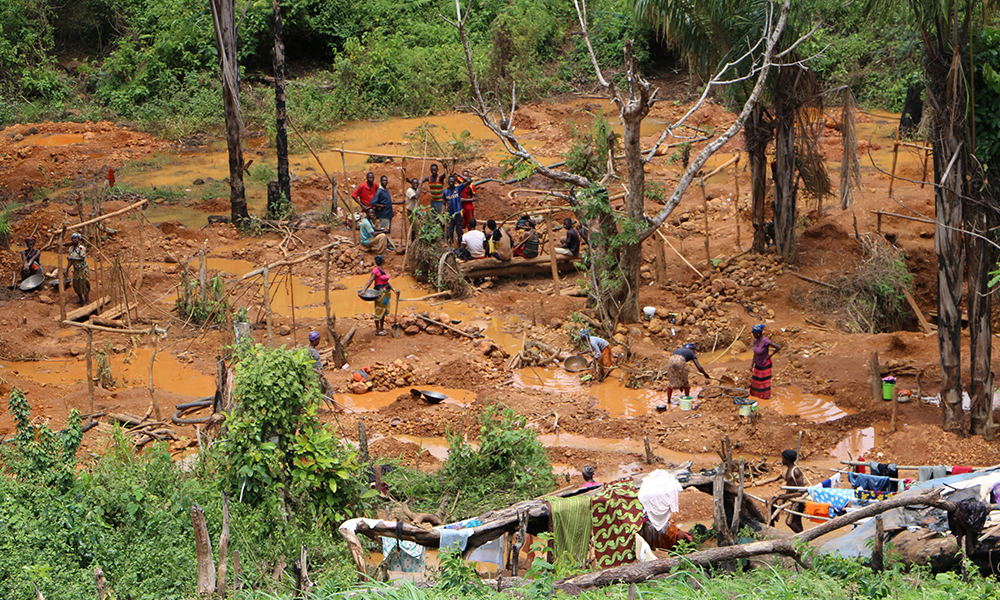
355 359 423 393
396 311 482 337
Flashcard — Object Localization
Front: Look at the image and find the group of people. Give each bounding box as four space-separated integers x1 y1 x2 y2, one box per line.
17 233 90 304
352 164 583 263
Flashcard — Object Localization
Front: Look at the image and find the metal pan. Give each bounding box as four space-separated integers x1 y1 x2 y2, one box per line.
419 390 447 404
563 355 590 372
19 273 45 292
358 289 381 302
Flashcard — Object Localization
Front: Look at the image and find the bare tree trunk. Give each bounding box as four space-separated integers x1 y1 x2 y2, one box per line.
966 206 993 435
745 105 770 253
210 0 248 225
273 0 290 205
773 69 797 263
191 504 217 594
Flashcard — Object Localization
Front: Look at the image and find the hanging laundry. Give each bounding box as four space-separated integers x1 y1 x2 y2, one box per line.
951 466 974 475
592 480 645 568
468 535 506 566
856 489 895 502
435 517 482 552
637 470 683 531
382 537 426 573
640 520 679 551
804 501 832 522
635 533 657 562
848 472 892 492
819 473 841 488
808 486 855 511
868 462 899 480
547 494 593 563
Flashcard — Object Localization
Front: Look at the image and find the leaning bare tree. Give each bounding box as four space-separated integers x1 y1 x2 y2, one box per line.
446 0 795 325
210 0 249 225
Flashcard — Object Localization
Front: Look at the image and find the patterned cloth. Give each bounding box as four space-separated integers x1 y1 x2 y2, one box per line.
547 494 593 563
592 480 645 568
374 287 391 319
382 537 426 573
856 489 896 502
809 486 855 511
750 357 772 399
666 354 689 389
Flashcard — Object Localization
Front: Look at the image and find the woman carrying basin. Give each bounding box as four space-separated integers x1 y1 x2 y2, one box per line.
361 255 394 336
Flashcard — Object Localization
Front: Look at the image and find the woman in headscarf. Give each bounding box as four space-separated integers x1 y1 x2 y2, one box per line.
750 324 781 399
666 342 710 403
362 255 393 336
67 232 90 304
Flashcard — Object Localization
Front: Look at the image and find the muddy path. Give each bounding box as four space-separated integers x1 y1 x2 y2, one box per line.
1 90 998 531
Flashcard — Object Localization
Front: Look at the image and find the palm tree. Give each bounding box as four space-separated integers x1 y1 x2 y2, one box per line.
634 0 830 263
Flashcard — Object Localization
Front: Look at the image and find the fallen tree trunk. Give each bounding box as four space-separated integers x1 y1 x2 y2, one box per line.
556 491 969 589
459 255 579 279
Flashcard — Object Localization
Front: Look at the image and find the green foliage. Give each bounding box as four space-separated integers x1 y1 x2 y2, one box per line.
975 28 1000 180
565 110 617 181
176 272 230 324
645 180 666 204
0 0 68 101
435 549 486 597
223 343 365 523
1 388 82 491
0 202 22 247
440 405 554 514
384 404 553 518
411 204 447 246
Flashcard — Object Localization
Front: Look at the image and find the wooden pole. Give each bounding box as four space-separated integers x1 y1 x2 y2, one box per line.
137 214 145 291
263 266 273 347
58 226 67 322
920 145 930 189
65 198 148 232
653 238 667 285
288 265 297 345
734 155 741 249
872 515 884 571
700 182 711 265
358 420 369 464
191 504 217 594
549 223 561 295
325 249 333 342
713 468 736 548
888 129 900 198
217 492 231 597
869 351 882 405
655 228 704 278
86 329 94 412
199 249 208 305
328 146 457 162
890 386 900 433
148 332 161 421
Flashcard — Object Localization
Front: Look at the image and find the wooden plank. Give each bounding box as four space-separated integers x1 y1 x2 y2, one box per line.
901 287 934 335
96 301 138 321
62 295 110 322
65 199 148 232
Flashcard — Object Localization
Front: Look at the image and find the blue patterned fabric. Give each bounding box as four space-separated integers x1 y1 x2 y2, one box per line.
809 486 855 511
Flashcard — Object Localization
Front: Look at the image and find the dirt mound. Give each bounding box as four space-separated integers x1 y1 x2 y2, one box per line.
192 197 231 212
427 357 488 389
873 423 1000 466
369 436 441 468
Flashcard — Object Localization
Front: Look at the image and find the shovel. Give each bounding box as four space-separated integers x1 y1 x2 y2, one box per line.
713 374 736 387
390 289 402 337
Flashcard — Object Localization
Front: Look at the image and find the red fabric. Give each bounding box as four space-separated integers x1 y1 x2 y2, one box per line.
352 181 378 207
952 466 974 474
461 202 474 229
107 168 115 187
856 456 866 474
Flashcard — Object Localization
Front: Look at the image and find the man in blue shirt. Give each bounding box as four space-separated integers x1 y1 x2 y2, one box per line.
371 175 395 233
442 174 468 247
580 329 613 381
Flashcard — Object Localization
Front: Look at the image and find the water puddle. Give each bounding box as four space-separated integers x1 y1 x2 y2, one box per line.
336 387 475 413
0 348 215 397
830 422 889 461
511 367 673 417
755 386 851 423
20 133 88 147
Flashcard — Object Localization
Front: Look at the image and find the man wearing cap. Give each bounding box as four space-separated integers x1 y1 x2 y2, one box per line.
666 342 710 404
306 331 335 403
20 236 41 282
769 450 806 533
67 233 90 304
580 329 613 381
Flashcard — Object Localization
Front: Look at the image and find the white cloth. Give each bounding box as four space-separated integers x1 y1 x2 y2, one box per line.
635 533 657 562
339 518 382 534
638 470 683 531
437 527 474 552
406 187 419 211
462 230 486 258
468 534 505 565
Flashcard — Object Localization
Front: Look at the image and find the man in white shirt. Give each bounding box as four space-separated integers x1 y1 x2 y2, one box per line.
405 178 420 215
461 218 486 259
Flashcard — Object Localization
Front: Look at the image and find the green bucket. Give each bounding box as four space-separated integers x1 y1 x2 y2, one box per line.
882 381 895 401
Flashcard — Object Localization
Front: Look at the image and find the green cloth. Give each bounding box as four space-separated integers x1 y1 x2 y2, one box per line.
547 494 593 563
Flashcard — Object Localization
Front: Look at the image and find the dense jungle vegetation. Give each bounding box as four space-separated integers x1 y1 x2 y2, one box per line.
1 0 928 139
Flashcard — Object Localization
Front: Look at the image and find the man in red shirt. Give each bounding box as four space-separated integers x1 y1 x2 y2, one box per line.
457 169 477 230
351 171 378 208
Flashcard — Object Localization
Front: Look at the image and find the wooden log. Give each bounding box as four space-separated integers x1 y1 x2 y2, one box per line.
263 266 273 347
137 213 145 291
888 132 899 198
294 545 313 593
713 468 736 548
734 155 741 248
556 491 964 589
86 329 94 412
94 567 108 600
338 527 370 579
58 226 67 322
549 223 561 295
148 333 161 421
191 504 217 594
901 287 934 334
66 199 148 232
358 421 368 464
868 210 935 225
891 386 900 433
198 249 207 305
64 295 111 322
791 272 839 290
91 317 126 329
653 238 667 285
416 315 479 339
96 301 138 321
216 492 230 597
870 351 882 405
62 320 154 335
872 515 884 571
232 549 242 591
655 228 704 278
240 241 341 280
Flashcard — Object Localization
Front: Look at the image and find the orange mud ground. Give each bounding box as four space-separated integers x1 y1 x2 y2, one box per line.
1 83 998 534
